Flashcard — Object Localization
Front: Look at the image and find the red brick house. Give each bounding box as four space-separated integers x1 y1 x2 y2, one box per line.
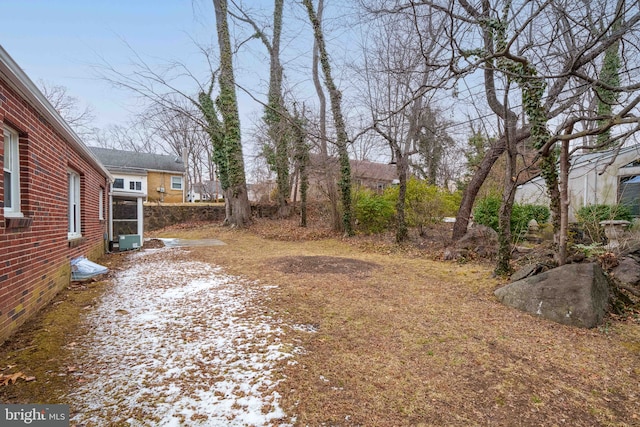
0 46 111 344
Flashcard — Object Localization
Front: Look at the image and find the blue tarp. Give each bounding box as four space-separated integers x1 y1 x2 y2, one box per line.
71 256 109 281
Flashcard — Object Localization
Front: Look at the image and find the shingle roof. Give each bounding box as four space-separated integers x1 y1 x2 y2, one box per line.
89 147 185 174
308 154 398 182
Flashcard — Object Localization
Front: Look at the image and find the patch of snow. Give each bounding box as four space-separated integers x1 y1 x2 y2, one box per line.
291 323 319 333
69 248 295 426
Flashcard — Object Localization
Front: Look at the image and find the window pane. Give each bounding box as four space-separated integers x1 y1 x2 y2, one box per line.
3 128 20 212
113 178 124 189
68 172 81 236
4 171 11 208
171 176 182 190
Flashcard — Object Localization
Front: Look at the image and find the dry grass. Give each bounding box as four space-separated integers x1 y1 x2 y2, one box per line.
1 219 638 426
155 221 639 426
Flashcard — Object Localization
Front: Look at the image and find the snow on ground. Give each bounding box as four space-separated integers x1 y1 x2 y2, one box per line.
68 247 294 426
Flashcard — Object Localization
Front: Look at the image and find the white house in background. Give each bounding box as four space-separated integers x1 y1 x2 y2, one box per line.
515 144 640 222
89 147 185 249
188 180 224 202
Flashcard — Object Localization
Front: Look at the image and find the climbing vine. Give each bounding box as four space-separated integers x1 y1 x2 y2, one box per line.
198 90 230 191
485 3 561 234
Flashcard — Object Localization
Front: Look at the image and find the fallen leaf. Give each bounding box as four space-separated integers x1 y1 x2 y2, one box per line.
0 372 26 386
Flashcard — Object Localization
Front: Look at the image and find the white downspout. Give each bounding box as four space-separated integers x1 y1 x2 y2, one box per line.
137 197 144 246
108 189 113 245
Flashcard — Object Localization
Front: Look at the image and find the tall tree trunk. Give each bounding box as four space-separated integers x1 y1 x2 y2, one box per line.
265 0 290 218
304 0 353 236
495 113 518 276
213 0 251 227
395 148 409 243
293 105 310 227
558 137 570 265
310 0 340 232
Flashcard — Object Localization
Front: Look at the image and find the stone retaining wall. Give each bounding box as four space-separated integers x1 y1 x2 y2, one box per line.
144 203 280 231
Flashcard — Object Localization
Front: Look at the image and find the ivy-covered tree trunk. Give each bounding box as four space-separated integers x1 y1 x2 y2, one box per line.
309 0 340 231
198 88 229 195
303 0 353 236
264 0 291 218
596 0 623 148
212 0 251 227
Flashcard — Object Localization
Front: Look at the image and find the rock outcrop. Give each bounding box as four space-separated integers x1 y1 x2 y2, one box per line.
494 263 609 328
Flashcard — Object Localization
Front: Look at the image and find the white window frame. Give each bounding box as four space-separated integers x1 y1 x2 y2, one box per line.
129 180 142 191
68 170 82 239
3 126 22 217
99 187 104 220
171 176 183 190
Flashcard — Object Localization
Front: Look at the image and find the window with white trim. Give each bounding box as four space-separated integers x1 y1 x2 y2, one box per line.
3 126 22 217
68 170 81 239
129 181 142 191
99 187 104 220
171 176 183 190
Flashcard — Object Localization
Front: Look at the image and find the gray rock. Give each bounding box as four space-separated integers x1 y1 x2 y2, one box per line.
610 257 640 286
510 263 540 282
494 263 609 328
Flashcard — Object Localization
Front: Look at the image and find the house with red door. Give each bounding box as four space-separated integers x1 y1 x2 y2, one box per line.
0 46 111 345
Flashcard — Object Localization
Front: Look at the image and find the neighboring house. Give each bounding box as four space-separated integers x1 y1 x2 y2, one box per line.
350 158 399 192
515 144 640 221
295 154 399 201
188 179 224 202
0 46 111 344
89 147 185 247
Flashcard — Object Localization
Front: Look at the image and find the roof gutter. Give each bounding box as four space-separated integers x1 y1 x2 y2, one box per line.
0 45 112 180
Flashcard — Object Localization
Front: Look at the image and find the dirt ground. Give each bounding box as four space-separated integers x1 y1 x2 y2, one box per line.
1 219 639 426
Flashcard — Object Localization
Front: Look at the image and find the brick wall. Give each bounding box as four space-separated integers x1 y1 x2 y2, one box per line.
0 79 109 345
147 171 183 203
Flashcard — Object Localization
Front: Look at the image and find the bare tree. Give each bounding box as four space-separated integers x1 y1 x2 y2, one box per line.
39 80 96 139
229 0 293 217
368 0 640 269
357 8 447 242
141 101 215 201
303 0 354 236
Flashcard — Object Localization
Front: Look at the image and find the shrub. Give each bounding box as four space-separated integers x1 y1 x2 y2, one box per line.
473 195 550 240
384 178 461 233
472 195 501 232
354 189 395 234
575 204 632 243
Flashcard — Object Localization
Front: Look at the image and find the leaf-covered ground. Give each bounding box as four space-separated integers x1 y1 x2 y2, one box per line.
1 219 638 426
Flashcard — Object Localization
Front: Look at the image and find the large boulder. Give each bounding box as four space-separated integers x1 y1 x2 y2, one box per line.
494 263 609 328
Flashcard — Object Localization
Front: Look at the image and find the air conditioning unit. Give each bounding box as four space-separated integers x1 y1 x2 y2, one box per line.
157 187 165 193
119 234 141 251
